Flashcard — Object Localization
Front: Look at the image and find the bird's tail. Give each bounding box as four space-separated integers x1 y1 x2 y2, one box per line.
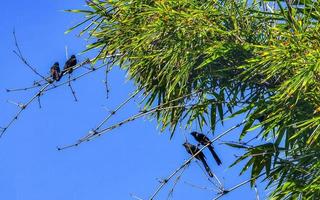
208 146 222 165
199 157 213 177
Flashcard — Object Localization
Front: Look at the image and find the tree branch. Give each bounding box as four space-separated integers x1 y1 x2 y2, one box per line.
149 121 246 200
57 90 204 150
1 56 123 137
13 30 49 82
212 172 266 200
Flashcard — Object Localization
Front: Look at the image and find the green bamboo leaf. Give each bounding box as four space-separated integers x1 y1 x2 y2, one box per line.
210 104 216 133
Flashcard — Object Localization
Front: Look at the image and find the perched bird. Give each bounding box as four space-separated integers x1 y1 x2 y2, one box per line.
191 131 222 165
50 62 61 81
257 115 266 123
183 142 213 177
64 55 77 73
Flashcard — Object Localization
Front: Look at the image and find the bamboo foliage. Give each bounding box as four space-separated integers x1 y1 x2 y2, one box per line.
68 0 320 199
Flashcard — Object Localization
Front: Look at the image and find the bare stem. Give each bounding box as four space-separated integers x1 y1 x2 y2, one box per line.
212 172 266 200
13 30 48 82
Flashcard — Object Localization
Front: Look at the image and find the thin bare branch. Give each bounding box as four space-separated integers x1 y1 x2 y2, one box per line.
13 30 49 82
254 184 260 200
6 84 42 92
166 163 189 200
57 90 204 150
67 73 78 101
212 172 266 200
194 161 223 191
37 95 42 108
1 56 121 136
184 181 217 192
130 193 145 200
6 54 122 93
98 90 143 131
0 82 51 138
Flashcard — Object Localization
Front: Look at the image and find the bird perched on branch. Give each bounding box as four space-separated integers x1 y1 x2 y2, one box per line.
64 55 77 73
191 131 222 165
50 62 61 81
183 142 213 177
257 115 266 123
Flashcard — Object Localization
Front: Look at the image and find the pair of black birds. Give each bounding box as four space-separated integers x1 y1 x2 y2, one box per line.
50 55 77 82
183 131 222 177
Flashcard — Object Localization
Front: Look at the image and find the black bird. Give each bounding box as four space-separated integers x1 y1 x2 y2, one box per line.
183 142 213 177
64 55 77 73
191 131 222 165
50 62 61 81
257 115 266 123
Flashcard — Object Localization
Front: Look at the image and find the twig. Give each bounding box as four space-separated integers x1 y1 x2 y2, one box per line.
130 193 145 200
57 104 194 150
43 63 103 92
149 121 246 200
97 89 143 131
254 184 260 200
184 181 216 192
6 100 25 109
44 55 121 93
57 90 204 150
67 73 78 101
58 96 251 151
1 57 117 136
75 88 144 143
13 30 49 82
194 161 223 191
37 95 42 108
7 54 121 93
166 163 189 200
212 172 266 200
6 84 43 92
105 69 110 98
0 82 51 138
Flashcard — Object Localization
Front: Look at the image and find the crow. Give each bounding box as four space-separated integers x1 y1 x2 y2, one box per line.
191 131 222 165
257 115 266 123
50 62 61 81
183 142 213 177
64 55 77 73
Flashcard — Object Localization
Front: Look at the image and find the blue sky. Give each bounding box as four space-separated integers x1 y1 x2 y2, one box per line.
0 1 268 200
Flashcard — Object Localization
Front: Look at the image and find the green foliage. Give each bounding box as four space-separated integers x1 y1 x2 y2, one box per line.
69 0 320 199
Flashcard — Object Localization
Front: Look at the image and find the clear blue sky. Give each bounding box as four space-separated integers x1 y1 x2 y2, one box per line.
0 1 268 199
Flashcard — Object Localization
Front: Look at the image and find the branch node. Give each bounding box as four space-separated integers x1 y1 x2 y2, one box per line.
221 190 229 195
89 130 98 136
34 81 41 86
140 109 148 113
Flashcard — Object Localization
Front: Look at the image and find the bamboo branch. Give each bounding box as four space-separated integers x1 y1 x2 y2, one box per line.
149 121 246 200
57 90 204 150
0 82 51 138
211 172 266 200
166 163 190 200
6 84 43 93
1 55 121 137
67 73 78 101
13 30 49 82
